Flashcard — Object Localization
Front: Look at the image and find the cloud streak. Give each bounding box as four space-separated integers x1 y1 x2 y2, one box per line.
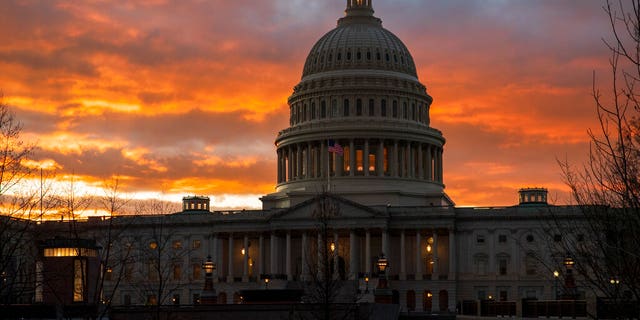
0 0 609 208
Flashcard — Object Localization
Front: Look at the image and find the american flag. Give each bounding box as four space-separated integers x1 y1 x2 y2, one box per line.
328 140 344 155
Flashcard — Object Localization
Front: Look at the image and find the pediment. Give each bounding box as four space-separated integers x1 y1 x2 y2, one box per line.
269 193 385 222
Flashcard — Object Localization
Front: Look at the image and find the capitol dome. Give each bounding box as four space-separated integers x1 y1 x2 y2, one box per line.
302 4 417 78
262 0 451 209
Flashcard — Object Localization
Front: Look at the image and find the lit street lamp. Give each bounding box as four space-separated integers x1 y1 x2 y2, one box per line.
374 253 392 304
201 255 217 304
553 270 559 300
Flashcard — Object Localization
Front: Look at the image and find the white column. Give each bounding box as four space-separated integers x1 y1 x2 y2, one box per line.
364 139 370 176
392 141 399 177
449 228 456 280
349 139 355 176
301 232 309 281
212 234 219 283
287 147 293 182
418 144 423 179
426 145 432 181
286 232 292 280
400 229 406 280
416 231 423 280
365 230 371 274
258 234 264 279
270 232 277 275
296 144 302 179
306 143 312 178
432 231 439 280
349 230 358 280
382 228 389 257
317 232 324 279
333 231 339 280
243 234 249 282
227 234 234 283
377 140 385 176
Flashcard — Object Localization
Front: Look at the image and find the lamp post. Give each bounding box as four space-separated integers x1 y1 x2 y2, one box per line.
264 274 270 289
364 274 370 294
374 253 392 304
201 255 217 304
563 257 576 299
553 270 559 300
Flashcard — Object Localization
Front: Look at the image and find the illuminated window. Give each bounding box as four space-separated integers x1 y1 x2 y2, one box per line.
368 153 376 173
149 241 158 250
383 147 389 174
173 240 182 249
73 259 86 302
343 145 350 173
147 295 158 305
356 149 363 172
44 247 98 257
192 240 201 249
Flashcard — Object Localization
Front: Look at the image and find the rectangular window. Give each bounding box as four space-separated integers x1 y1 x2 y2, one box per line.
124 294 132 305
331 100 338 117
147 295 158 305
192 239 201 249
499 291 508 301
343 145 350 173
369 99 375 116
311 103 316 120
403 102 408 119
193 263 202 280
381 100 387 117
73 259 85 302
476 235 485 244
173 264 182 280
343 99 350 116
321 101 327 118
356 99 362 116
392 101 398 117
173 240 182 249
356 149 363 172
553 234 562 242
368 153 376 173
498 235 507 243
383 147 389 174
499 259 507 275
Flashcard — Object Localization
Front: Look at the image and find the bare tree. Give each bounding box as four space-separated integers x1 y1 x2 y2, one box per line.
553 0 640 317
0 97 38 305
295 193 366 320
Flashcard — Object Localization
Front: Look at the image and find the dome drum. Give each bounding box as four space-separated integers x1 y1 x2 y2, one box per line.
263 0 451 209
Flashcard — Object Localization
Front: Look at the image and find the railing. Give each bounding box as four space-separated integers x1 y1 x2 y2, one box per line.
522 299 587 318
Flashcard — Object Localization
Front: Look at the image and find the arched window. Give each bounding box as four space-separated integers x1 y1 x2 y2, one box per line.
423 290 432 312
439 290 448 312
406 290 416 311
233 292 242 304
217 292 227 304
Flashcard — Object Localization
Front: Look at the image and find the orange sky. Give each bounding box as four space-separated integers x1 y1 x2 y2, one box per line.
0 0 612 210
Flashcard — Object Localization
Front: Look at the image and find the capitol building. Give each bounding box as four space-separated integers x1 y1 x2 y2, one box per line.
5 1 592 318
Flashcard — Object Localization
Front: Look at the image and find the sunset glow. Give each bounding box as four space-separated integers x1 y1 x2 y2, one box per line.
1 0 609 212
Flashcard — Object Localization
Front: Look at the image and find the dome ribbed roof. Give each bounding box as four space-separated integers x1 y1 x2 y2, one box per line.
302 4 417 79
